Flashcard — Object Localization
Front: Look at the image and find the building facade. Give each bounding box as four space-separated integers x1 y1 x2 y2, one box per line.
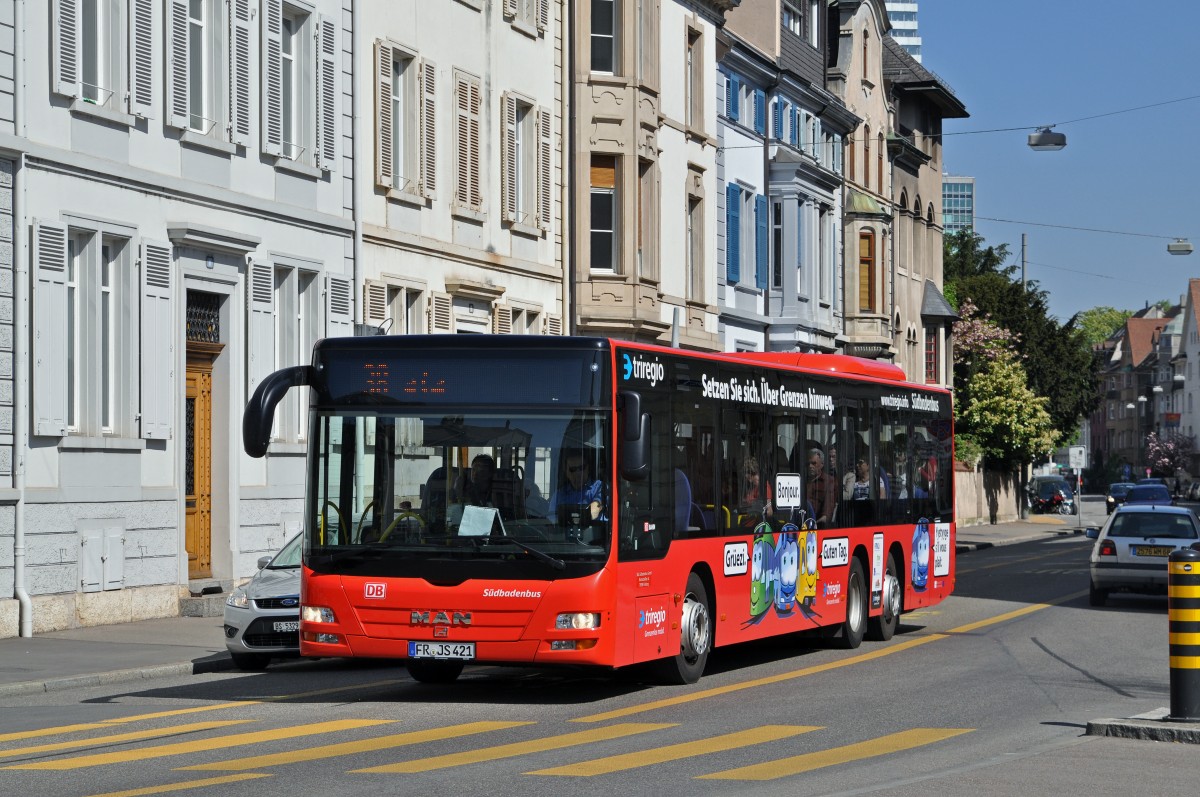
941 173 974 233
2 0 355 636
883 1 920 62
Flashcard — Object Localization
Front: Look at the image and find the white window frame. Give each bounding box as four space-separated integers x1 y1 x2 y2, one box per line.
272 259 321 442
279 5 312 161
502 92 540 228
591 0 617 74
590 155 619 273
262 0 336 170
782 2 802 37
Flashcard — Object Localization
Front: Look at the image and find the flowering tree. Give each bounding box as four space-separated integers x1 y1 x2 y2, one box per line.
952 299 1019 362
1145 431 1194 477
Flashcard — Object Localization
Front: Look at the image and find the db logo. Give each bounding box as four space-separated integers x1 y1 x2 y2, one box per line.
365 583 386 599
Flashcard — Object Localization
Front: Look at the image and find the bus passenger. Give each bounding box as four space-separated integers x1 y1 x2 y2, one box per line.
740 457 773 525
454 454 498 507
549 454 606 523
806 448 838 527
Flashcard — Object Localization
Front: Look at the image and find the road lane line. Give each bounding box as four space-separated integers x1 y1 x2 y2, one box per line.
698 728 973 780
3 719 392 770
84 773 271 797
959 549 1080 574
100 703 262 724
0 721 252 758
527 725 822 776
573 590 1085 723
179 721 531 771
0 724 113 743
351 722 676 774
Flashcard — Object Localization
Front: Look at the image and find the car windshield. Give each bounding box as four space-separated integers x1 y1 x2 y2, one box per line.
1037 481 1071 498
1108 513 1198 539
1126 485 1171 503
267 534 303 569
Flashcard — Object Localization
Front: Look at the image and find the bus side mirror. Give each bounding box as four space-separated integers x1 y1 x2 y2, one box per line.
617 390 649 482
243 365 314 458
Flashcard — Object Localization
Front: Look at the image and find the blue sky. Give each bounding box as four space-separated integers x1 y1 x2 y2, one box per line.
917 0 1200 323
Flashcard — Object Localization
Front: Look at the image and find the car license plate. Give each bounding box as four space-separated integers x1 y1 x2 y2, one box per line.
408 641 475 660
273 621 300 632
1133 546 1172 557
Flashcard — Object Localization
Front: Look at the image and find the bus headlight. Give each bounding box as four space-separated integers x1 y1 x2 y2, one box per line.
556 612 600 630
301 605 336 623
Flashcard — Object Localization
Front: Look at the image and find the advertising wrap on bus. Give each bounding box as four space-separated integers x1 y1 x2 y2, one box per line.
243 335 955 685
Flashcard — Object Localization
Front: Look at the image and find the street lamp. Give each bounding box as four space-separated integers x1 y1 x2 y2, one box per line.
1168 239 1194 256
1028 126 1067 151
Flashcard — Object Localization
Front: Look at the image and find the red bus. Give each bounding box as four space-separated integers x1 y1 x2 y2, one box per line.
244 335 955 684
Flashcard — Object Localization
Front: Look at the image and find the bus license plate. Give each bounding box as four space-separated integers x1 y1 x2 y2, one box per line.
273 621 300 632
1133 546 1172 557
408 642 475 660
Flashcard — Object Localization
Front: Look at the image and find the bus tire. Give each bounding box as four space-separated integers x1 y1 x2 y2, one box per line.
406 658 465 684
841 558 866 649
866 552 900 642
651 572 711 685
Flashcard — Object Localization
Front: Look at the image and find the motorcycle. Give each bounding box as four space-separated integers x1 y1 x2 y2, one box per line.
1033 488 1074 515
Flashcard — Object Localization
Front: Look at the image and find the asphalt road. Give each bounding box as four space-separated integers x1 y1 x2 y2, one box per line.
1 497 1198 797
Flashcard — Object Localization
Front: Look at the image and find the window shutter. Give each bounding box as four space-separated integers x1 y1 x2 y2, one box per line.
429 292 453 333
420 59 437 198
375 40 394 188
229 0 252 145
638 0 660 92
455 73 482 210
537 106 552 231
52 0 80 97
725 184 740 283
165 0 189 128
501 94 518 223
128 0 154 117
790 107 799 147
246 258 276 401
261 0 284 156
753 89 766 135
493 304 513 334
139 240 174 440
755 194 769 289
364 280 388 326
503 0 518 16
773 100 783 140
317 15 338 171
326 275 353 338
33 220 69 437
537 0 551 32
727 75 739 121
544 314 563 336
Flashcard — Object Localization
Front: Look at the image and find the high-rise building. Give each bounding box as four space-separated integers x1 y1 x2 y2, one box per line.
884 2 922 62
942 174 976 233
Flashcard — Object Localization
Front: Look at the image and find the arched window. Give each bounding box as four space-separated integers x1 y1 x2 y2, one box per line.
862 29 869 80
858 230 876 312
898 190 908 210
927 203 935 223
877 132 884 194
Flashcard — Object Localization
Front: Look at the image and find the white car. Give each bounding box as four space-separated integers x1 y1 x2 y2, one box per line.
1086 504 1200 606
223 534 302 670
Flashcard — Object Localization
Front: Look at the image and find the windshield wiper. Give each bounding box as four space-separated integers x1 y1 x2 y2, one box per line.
475 536 566 571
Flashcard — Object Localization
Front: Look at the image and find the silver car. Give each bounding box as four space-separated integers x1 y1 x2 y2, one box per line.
223 533 302 670
1086 505 1200 606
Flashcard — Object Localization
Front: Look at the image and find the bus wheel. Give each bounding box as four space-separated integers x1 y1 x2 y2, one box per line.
651 572 711 685
840 558 866 649
406 658 465 684
867 552 900 641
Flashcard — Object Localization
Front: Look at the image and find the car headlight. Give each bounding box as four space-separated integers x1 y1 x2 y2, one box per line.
226 589 249 609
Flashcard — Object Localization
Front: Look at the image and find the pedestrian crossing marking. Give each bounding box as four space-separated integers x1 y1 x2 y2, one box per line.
83 772 271 797
3 719 392 770
351 722 676 774
0 724 113 743
698 728 973 780
527 725 822 777
179 721 531 771
102 703 262 724
0 721 252 758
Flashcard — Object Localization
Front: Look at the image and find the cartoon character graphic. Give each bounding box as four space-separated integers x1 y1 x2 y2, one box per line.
911 519 930 591
799 525 819 605
750 523 775 617
773 526 800 613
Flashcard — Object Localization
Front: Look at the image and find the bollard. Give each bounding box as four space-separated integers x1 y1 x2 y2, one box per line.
1167 544 1200 721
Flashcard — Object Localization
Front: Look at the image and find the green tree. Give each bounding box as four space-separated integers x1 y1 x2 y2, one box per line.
1076 306 1132 346
958 349 1060 466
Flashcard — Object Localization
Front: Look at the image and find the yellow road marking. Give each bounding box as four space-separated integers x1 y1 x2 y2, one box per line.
527 725 821 776
180 721 530 771
84 773 271 797
574 591 1082 724
0 721 252 758
0 724 113 743
698 728 973 780
101 703 262 724
3 719 392 770
352 722 675 774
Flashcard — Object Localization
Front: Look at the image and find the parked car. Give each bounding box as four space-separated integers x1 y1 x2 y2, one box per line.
1122 484 1174 507
1027 475 1078 515
1087 504 1200 606
223 533 302 670
1105 482 1136 515
1190 481 1200 501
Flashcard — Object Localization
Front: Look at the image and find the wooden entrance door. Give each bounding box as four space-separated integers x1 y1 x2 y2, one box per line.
185 345 221 579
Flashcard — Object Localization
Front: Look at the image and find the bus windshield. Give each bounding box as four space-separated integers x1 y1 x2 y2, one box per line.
306 409 611 575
